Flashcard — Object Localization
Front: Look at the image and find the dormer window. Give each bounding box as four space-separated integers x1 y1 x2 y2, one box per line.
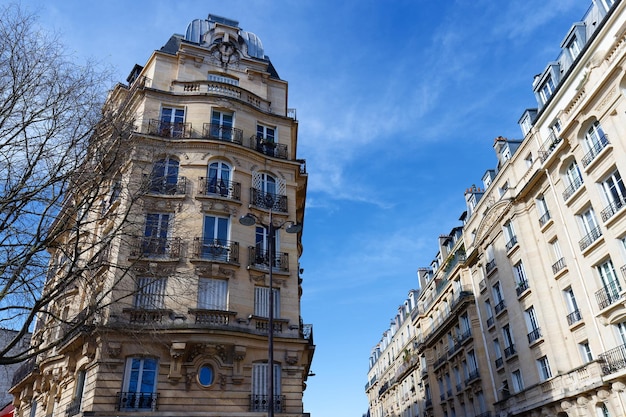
567 36 581 60
540 77 555 104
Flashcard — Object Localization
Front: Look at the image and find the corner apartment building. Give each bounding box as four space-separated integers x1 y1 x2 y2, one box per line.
10 14 314 417
367 0 626 416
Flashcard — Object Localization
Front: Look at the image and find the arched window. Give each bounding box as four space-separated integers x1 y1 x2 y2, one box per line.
207 161 231 197
149 158 179 195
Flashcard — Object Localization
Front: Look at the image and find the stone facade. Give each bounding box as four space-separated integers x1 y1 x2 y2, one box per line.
10 14 313 417
367 1 626 416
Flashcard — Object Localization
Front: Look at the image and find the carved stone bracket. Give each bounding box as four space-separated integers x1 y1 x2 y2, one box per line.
195 264 236 279
200 200 238 216
285 350 299 366
107 342 121 358
168 342 187 382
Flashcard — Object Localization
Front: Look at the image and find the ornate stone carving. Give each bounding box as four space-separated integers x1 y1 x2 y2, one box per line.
234 345 246 362
107 342 121 358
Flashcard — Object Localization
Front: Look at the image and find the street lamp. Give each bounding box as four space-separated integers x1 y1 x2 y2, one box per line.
239 194 301 417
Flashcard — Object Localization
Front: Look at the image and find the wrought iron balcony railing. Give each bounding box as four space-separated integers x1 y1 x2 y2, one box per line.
486 259 496 274
538 210 552 226
562 176 583 201
192 237 239 264
250 188 288 212
143 174 187 195
581 133 609 167
552 257 566 274
494 300 506 315
516 279 529 296
600 195 626 222
527 327 542 344
129 236 181 259
566 309 582 326
202 123 243 144
249 135 288 159
505 235 518 251
599 343 626 375
197 177 241 200
487 316 495 328
249 395 285 412
495 357 503 369
595 282 623 310
579 226 602 251
65 400 81 417
247 246 289 272
116 392 158 411
504 344 516 358
538 133 562 162
147 119 191 139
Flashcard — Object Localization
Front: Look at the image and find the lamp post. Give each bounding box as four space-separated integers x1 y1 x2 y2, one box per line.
239 194 301 417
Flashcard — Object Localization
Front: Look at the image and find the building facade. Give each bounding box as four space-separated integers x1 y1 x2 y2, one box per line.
10 14 314 417
367 0 626 416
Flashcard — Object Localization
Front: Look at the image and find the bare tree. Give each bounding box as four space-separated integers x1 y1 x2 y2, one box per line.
0 3 140 365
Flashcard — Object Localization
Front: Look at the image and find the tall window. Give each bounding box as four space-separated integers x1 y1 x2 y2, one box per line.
537 356 552 380
254 286 280 318
564 161 583 200
598 259 621 301
143 213 170 255
149 158 180 195
159 107 185 137
198 278 228 310
567 36 581 60
251 363 281 412
503 221 517 250
580 341 593 363
255 225 280 268
493 339 503 367
536 196 551 225
121 357 158 410
564 287 581 325
485 300 494 327
583 121 607 154
511 370 524 393
579 208 601 250
134 277 166 310
525 306 541 343
503 324 515 356
207 161 232 197
492 283 505 314
513 261 528 287
600 170 626 221
210 109 234 140
202 215 229 261
550 239 565 273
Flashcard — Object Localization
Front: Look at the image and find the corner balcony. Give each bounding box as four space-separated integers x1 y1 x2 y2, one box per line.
146 119 191 139
129 236 181 260
600 195 626 222
197 177 241 201
246 246 289 273
202 123 243 144
250 188 288 213
249 135 288 159
581 133 609 168
578 226 602 251
192 237 239 264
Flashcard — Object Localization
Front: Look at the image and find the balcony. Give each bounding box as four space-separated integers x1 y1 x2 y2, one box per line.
515 279 529 296
65 401 81 417
144 174 187 196
249 135 288 159
125 309 170 323
170 80 272 113
246 246 289 273
250 188 288 212
434 355 448 369
579 226 602 251
495 357 503 369
188 309 236 325
595 282 623 310
538 211 552 227
494 300 506 315
600 195 626 222
486 259 497 275
116 392 158 411
552 257 566 274
129 237 181 259
505 235 518 251
581 133 609 168
562 177 583 201
487 316 495 328
202 123 243 144
566 309 582 326
249 395 285 413
527 327 542 344
197 177 241 201
465 369 480 384
538 133 563 162
192 237 239 264
504 345 516 358
146 119 191 139
599 343 626 375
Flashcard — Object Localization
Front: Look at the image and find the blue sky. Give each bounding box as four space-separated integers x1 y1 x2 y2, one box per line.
26 0 588 415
